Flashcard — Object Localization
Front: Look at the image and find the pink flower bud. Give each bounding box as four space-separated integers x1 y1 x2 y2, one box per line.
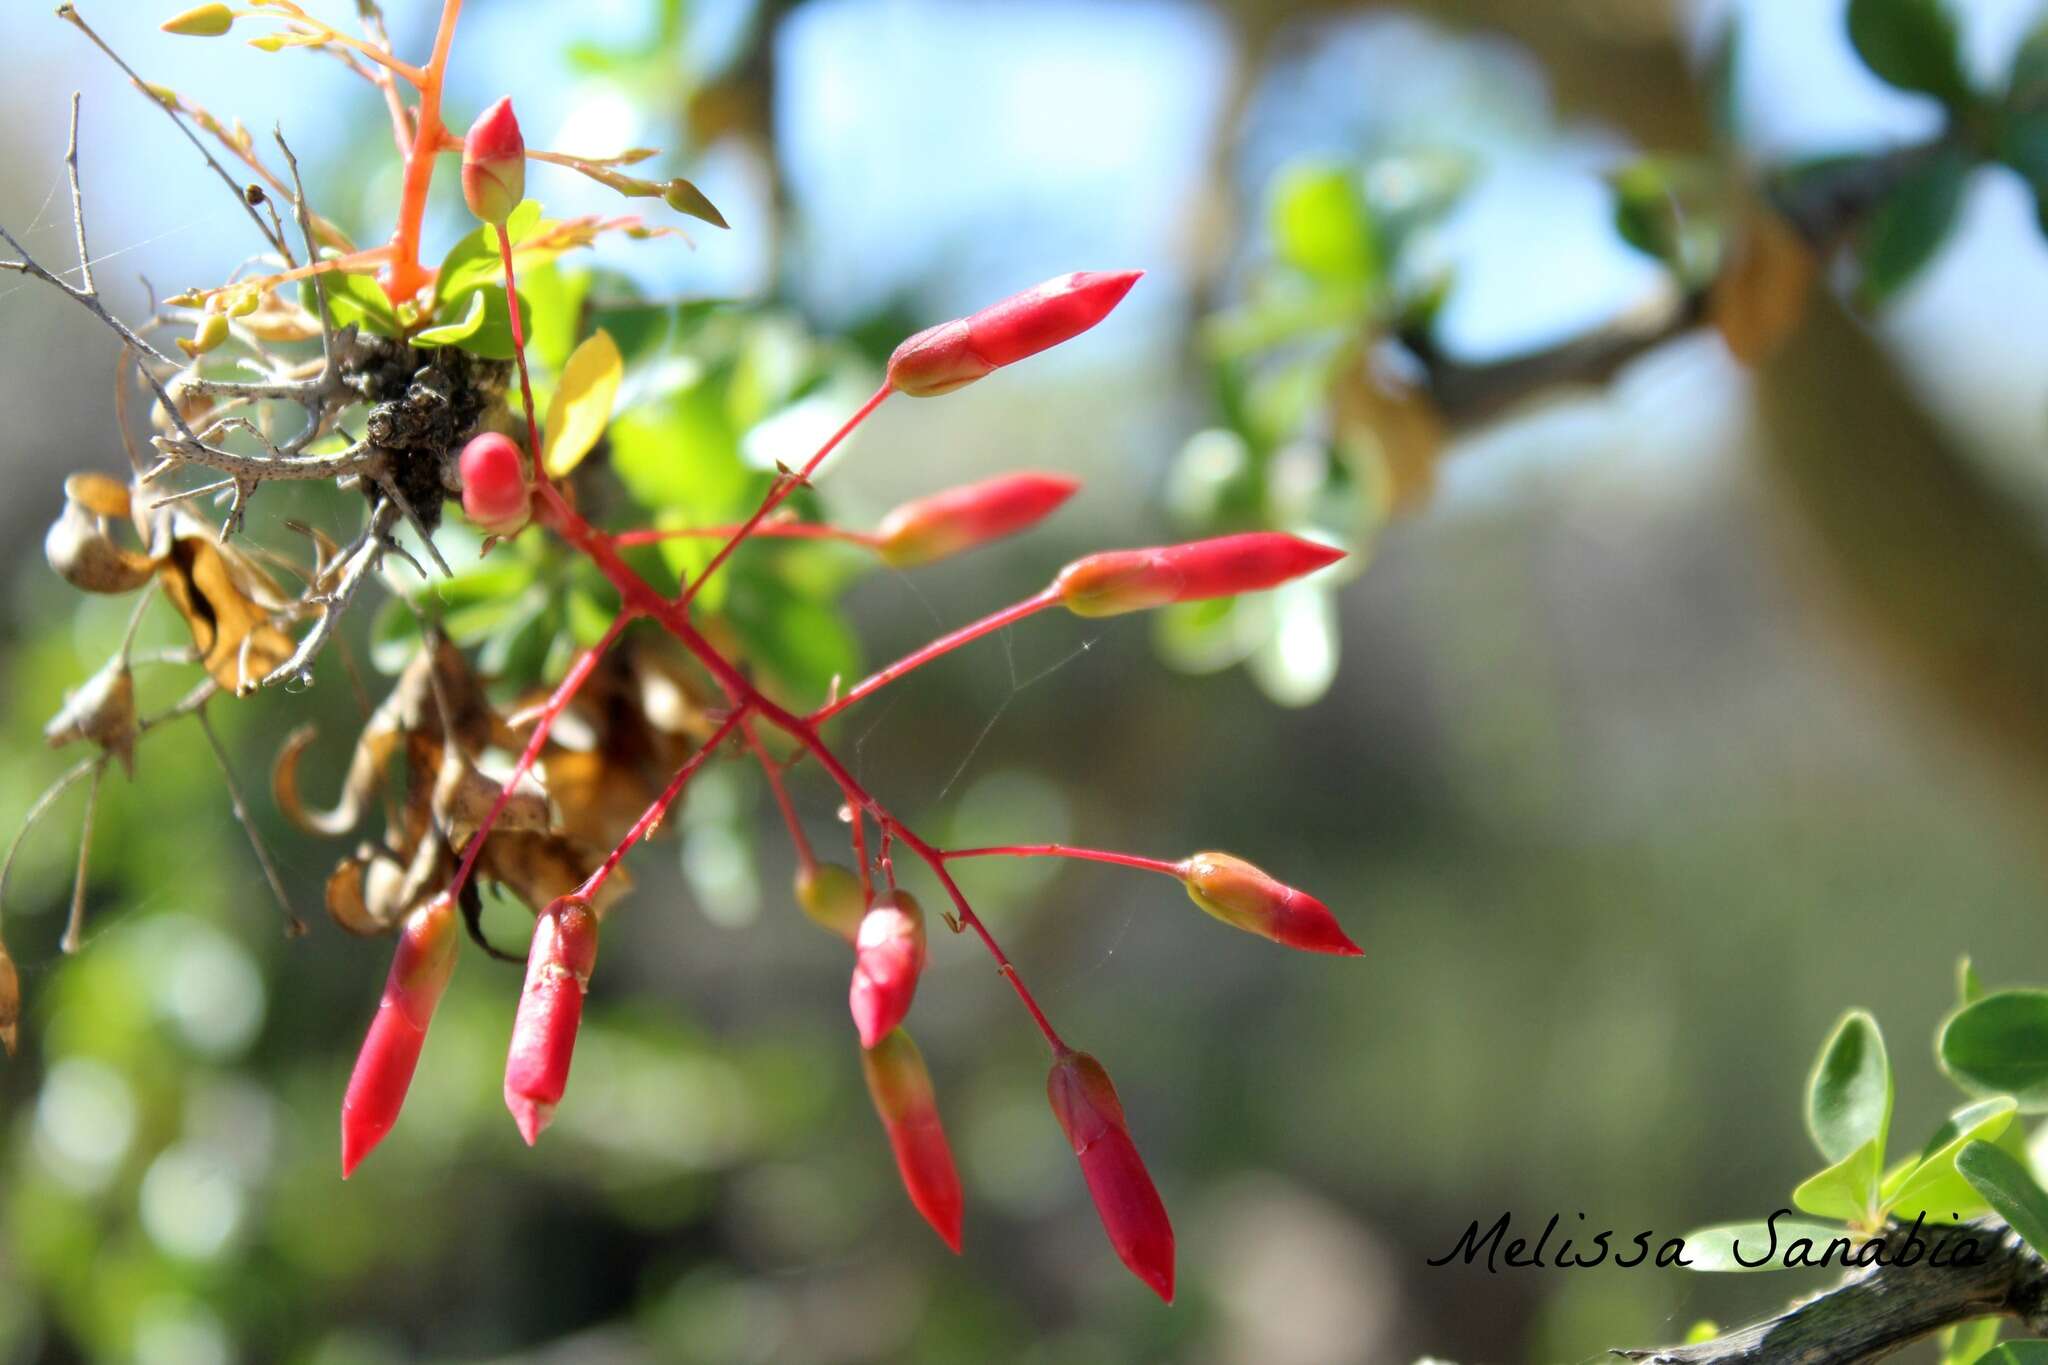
861 1028 964 1252
888 271 1141 398
849 893 927 1049
875 472 1081 568
504 895 600 1146
795 862 865 942
1179 853 1360 955
341 893 460 1177
1047 1050 1175 1302
462 97 526 226
1055 532 1344 618
459 432 531 537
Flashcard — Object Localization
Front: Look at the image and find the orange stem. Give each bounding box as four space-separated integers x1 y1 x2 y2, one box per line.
382 0 464 304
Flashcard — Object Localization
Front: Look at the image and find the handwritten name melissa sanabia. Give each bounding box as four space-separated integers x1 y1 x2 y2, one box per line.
1427 1209 1991 1273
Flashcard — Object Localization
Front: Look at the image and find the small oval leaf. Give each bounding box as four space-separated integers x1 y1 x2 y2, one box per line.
542 329 624 478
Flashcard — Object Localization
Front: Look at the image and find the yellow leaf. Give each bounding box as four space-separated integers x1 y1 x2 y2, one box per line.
542 329 623 478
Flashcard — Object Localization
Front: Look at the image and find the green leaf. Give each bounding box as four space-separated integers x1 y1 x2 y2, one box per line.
1958 1140 2048 1256
1683 1220 1845 1272
440 284 533 361
1609 157 1725 286
411 289 486 347
1887 1097 2017 1222
1983 1345 2048 1365
434 199 543 304
541 329 623 477
1943 989 2048 1110
1794 1135 1884 1222
1269 162 1380 290
1808 1009 1894 1165
304 269 400 337
726 576 860 703
1847 0 1972 104
1961 955 1985 1008
1942 1318 2002 1365
1856 148 1970 305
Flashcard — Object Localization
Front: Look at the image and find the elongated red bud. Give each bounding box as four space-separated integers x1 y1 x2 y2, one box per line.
459 432 531 537
1179 852 1360 955
504 894 599 1146
888 271 1141 397
341 893 460 1177
1055 532 1344 618
1047 1050 1174 1302
875 472 1081 568
795 862 865 941
462 97 526 226
849 893 927 1048
861 1028 964 1252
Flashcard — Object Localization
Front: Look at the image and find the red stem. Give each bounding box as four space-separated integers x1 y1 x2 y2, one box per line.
498 226 544 465
677 382 892 607
482 224 1061 1051
613 522 878 549
577 708 749 901
812 588 1059 724
943 844 1184 878
447 611 633 901
532 484 1066 1051
742 717 816 874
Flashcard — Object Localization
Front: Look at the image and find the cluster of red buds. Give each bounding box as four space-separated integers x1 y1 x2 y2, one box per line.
313 92 1357 1302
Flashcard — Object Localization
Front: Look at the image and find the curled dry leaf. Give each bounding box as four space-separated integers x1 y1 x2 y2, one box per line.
45 480 155 595
1333 343 1447 518
274 638 498 837
1711 208 1818 366
156 528 297 692
44 657 139 776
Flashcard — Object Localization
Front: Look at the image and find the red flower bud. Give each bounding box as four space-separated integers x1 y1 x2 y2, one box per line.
861 1028 964 1252
888 271 1141 398
459 432 531 537
1055 532 1344 618
795 862 865 942
875 472 1081 568
504 895 599 1146
849 893 927 1049
462 97 526 226
1047 1050 1174 1303
341 893 460 1177
1179 852 1360 956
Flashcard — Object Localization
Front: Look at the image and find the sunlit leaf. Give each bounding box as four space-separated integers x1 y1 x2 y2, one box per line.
1943 990 2048 1110
411 289 486 348
1808 1009 1893 1165
1958 1141 2048 1257
1269 161 1380 290
304 269 400 337
1887 1097 2016 1222
1792 1135 1882 1222
542 329 623 478
1682 1220 1843 1272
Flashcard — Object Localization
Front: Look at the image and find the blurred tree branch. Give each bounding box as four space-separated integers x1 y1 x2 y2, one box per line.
1619 1220 2048 1364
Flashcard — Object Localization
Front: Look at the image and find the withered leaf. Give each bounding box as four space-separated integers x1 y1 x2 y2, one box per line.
1711 209 1818 366
44 658 139 776
158 532 297 692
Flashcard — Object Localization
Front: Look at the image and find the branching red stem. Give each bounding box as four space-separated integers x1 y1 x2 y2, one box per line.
944 845 1184 878
812 588 1060 724
613 522 878 549
677 383 892 607
577 707 749 901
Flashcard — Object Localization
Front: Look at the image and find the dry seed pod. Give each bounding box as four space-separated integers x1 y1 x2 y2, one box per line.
0 940 19 1056
44 657 139 776
45 500 155 595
